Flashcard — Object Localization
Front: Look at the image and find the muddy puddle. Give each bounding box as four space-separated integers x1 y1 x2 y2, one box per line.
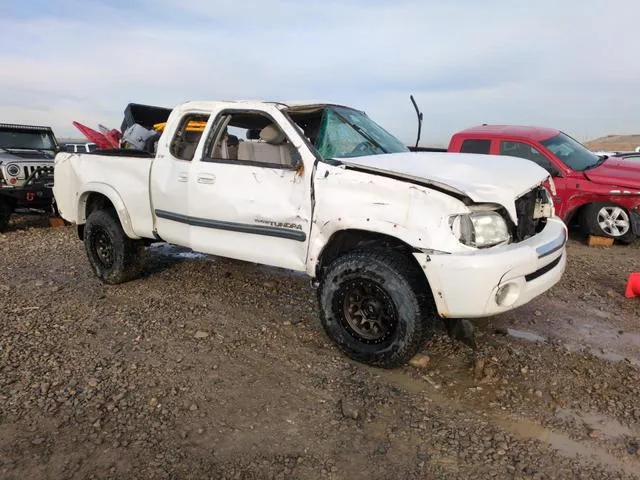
490 299 640 367
149 243 208 260
500 416 639 477
379 367 640 477
554 408 639 439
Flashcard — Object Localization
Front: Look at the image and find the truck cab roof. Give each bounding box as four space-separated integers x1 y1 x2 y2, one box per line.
456 125 560 142
176 100 355 112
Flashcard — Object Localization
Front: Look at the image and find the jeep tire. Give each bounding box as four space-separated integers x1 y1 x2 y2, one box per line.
0 198 12 232
318 250 436 368
84 209 145 284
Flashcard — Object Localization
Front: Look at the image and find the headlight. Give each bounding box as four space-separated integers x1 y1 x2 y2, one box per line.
449 210 510 248
6 164 20 177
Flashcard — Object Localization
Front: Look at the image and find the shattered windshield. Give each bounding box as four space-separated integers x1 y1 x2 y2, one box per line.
315 106 408 159
0 128 56 151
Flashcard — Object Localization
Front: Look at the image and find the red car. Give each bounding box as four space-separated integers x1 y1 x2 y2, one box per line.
447 125 640 244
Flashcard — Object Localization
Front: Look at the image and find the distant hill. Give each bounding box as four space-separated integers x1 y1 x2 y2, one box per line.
585 134 640 152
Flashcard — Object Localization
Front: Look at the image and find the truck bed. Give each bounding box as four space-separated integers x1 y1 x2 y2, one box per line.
53 152 155 238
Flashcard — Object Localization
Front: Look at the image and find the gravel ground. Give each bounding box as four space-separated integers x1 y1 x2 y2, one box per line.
1 214 639 480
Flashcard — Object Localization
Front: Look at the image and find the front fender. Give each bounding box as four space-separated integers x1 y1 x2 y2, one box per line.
78 182 139 239
305 217 427 276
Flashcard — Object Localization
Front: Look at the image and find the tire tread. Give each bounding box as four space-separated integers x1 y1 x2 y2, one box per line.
84 209 145 284
318 249 436 368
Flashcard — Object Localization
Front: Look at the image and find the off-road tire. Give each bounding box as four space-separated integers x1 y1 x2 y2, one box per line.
0 198 12 232
581 202 636 244
84 209 145 284
318 250 436 368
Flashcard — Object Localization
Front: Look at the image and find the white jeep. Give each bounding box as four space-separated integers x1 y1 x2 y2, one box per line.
53 100 567 367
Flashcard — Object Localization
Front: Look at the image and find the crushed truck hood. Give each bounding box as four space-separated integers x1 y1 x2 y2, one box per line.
338 151 549 222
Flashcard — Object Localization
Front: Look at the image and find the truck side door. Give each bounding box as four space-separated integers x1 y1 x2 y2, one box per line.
187 105 314 271
151 109 210 245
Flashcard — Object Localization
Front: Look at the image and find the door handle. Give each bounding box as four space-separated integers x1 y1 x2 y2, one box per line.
197 174 216 185
177 173 188 182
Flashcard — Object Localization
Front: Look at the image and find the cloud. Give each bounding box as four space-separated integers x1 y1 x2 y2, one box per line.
1 0 639 144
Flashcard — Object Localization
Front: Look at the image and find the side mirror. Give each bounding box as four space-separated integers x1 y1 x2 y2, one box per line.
546 164 562 178
289 148 303 172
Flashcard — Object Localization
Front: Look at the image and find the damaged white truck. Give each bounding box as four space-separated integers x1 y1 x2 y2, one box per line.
54 100 567 367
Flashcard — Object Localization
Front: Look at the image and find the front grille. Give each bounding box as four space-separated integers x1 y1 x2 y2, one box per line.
22 165 54 181
513 187 547 242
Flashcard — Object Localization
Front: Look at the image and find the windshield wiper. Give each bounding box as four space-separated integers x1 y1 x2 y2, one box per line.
583 155 608 171
0 147 53 155
350 124 388 153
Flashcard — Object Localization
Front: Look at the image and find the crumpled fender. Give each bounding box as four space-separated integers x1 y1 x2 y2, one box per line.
78 182 139 239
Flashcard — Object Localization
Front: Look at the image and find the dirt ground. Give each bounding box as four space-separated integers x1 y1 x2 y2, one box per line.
1 214 640 480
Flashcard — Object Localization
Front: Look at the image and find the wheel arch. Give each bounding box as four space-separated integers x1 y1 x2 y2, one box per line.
566 196 637 229
574 200 635 239
313 228 432 295
565 201 591 228
77 184 139 240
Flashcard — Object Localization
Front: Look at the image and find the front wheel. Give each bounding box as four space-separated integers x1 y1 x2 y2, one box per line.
318 250 436 368
84 209 145 284
582 203 636 244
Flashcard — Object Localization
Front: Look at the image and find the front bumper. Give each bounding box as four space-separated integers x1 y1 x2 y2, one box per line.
0 183 54 209
415 217 567 318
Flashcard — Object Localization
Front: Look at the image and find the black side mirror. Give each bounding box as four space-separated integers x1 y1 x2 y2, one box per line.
550 166 563 178
544 162 562 177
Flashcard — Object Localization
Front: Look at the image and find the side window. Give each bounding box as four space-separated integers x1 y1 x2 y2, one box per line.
169 113 210 161
87 144 97 152
460 139 491 154
500 141 553 172
78 145 87 153
204 111 299 168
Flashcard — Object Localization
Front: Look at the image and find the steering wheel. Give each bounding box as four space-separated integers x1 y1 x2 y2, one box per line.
351 141 375 155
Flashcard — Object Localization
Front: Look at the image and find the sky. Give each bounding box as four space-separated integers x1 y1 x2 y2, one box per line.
1 0 639 146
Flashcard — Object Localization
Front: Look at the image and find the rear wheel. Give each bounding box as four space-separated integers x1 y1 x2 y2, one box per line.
318 250 436 368
84 209 145 284
0 198 12 232
582 203 635 244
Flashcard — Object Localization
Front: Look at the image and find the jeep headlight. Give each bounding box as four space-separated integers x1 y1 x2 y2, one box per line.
449 210 510 248
6 163 20 177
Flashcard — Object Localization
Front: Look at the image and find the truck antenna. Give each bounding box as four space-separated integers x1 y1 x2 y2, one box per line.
410 94 423 149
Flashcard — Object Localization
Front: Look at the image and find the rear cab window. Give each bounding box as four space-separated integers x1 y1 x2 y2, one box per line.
169 114 210 161
460 139 491 154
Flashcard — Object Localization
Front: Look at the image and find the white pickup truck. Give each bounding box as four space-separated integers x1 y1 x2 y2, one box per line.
54 100 567 367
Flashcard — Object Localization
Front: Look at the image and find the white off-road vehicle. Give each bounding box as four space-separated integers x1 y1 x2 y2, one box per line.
0 123 57 230
54 100 567 367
